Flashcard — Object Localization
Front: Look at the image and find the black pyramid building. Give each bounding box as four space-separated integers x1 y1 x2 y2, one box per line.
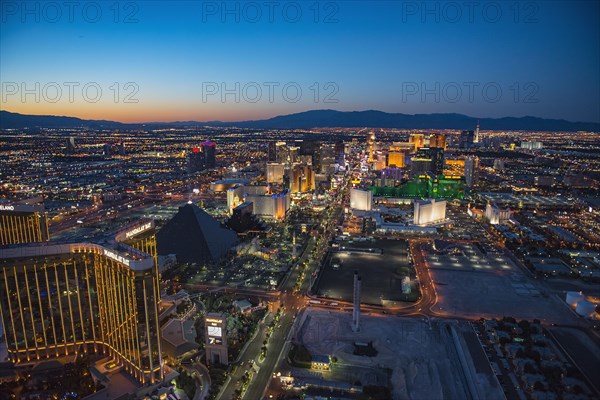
157 204 239 264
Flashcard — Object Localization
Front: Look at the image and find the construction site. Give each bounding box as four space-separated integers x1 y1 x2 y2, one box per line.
282 309 504 400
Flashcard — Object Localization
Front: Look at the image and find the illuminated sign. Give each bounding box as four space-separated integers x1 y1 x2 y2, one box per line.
207 326 222 337
0 204 44 213
103 249 130 267
206 316 225 345
125 222 152 239
208 337 222 345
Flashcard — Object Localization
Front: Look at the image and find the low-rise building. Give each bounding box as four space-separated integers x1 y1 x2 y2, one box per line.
310 355 330 370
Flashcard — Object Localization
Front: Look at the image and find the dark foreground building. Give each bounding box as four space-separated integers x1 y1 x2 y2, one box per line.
157 204 238 265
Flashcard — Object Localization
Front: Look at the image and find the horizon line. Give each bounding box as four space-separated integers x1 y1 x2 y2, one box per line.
1 108 599 126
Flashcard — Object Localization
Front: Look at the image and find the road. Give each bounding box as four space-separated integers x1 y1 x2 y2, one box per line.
217 174 353 400
185 166 450 399
48 195 155 235
180 171 447 400
217 313 272 400
181 361 211 400
242 303 295 400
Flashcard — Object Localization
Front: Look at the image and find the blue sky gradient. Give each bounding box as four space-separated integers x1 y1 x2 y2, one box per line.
1 0 598 122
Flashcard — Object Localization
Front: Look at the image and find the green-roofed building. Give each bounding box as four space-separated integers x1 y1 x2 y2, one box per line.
369 173 465 200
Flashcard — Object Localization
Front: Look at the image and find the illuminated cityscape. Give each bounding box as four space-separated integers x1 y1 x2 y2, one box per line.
1 1 600 400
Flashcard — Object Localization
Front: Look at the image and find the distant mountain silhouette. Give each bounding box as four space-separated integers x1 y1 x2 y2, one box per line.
1 109 598 132
225 110 600 131
0 110 129 129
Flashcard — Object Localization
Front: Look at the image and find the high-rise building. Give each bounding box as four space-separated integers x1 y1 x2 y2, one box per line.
414 199 447 225
334 140 345 167
187 140 217 173
201 140 216 168
350 188 373 211
102 141 125 156
316 143 335 174
103 142 112 156
387 151 406 168
421 147 445 175
373 153 387 171
226 202 258 234
227 185 268 213
266 162 285 184
411 158 432 177
411 147 444 176
227 185 290 220
409 134 425 151
288 146 300 165
464 156 480 187
0 220 163 384
485 203 512 224
0 202 50 246
187 147 204 173
246 192 291 220
474 121 480 143
275 141 288 164
431 148 445 175
459 130 474 149
298 140 317 161
65 137 76 154
429 133 447 150
520 141 543 150
267 141 277 162
381 168 403 181
287 164 315 192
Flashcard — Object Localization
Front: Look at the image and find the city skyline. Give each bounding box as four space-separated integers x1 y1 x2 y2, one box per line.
2 126 599 399
1 1 599 123
1 1 600 399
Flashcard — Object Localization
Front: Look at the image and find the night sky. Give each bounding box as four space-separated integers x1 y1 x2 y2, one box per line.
1 0 599 123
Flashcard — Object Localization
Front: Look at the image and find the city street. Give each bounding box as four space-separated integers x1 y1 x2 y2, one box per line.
217 313 272 400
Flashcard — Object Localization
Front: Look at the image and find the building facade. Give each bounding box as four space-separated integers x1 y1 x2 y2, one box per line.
429 133 447 150
464 156 480 187
350 188 373 211
0 220 163 384
0 203 50 246
266 162 285 184
414 199 447 225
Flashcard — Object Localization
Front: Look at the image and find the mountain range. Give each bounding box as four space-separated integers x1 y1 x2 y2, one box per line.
1 109 598 132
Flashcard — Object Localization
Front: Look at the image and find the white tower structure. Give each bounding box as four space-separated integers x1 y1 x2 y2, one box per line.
352 272 361 332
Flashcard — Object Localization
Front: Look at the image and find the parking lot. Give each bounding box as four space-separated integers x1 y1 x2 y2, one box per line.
425 244 579 324
314 238 417 305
